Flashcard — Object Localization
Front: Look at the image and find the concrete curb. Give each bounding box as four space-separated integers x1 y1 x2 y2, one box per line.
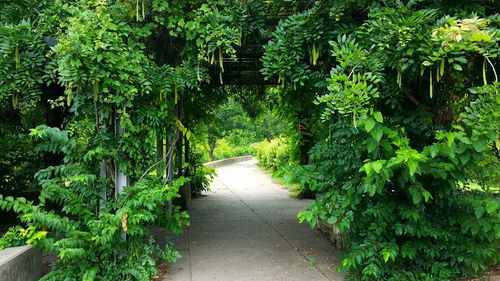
204 155 254 168
0 245 42 281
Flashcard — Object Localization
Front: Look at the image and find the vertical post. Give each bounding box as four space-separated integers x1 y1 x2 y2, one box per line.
183 118 191 208
98 112 107 211
166 130 173 185
174 92 190 210
165 93 175 213
176 130 183 176
114 111 128 242
156 125 164 178
175 118 187 209
176 93 184 177
114 115 129 198
99 160 107 210
165 126 173 214
184 132 190 174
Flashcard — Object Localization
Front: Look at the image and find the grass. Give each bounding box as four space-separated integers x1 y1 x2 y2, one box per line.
258 164 303 198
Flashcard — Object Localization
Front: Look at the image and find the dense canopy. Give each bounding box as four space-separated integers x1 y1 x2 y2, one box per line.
0 1 499 280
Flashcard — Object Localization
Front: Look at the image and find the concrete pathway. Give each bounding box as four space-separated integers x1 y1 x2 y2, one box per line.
163 159 344 281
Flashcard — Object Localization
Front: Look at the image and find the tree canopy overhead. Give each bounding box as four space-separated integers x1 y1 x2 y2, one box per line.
0 0 499 280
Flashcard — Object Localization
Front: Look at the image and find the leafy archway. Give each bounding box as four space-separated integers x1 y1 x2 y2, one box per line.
0 1 499 280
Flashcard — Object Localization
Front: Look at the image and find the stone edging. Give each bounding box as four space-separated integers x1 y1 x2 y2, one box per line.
317 220 346 250
0 245 42 281
203 155 254 168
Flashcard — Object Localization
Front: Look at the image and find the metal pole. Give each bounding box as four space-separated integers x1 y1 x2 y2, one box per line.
114 111 128 242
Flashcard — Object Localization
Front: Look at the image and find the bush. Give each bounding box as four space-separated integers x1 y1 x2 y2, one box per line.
0 226 38 249
213 138 255 160
300 93 500 280
280 120 364 196
187 148 216 197
0 126 189 280
254 137 297 171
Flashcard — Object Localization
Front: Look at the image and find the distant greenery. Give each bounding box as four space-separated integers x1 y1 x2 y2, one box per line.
213 139 254 160
194 97 290 162
254 137 298 171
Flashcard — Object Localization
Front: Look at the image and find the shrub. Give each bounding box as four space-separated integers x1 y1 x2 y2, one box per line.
281 120 364 196
0 126 189 280
300 88 500 280
254 137 298 171
187 148 216 197
213 138 255 160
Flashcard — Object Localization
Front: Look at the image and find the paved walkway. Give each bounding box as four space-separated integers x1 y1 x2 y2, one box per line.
163 159 344 281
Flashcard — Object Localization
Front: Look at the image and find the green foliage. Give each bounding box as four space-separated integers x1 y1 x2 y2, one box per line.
189 165 215 198
301 93 500 279
0 133 44 194
1 125 189 280
254 137 298 171
0 19 49 108
1 0 499 280
283 120 364 197
186 147 216 197
202 98 255 160
0 226 46 249
261 2 335 87
213 138 254 160
0 0 255 279
0 1 55 196
263 1 500 280
195 95 288 161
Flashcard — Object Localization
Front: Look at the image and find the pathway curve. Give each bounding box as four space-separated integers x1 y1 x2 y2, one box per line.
163 159 344 281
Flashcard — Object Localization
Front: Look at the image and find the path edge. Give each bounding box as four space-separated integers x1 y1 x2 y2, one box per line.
204 155 254 168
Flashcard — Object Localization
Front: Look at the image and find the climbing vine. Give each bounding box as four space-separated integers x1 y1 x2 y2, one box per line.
262 1 499 280
0 0 253 280
0 0 499 280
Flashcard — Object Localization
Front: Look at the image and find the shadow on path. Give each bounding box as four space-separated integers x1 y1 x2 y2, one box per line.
162 159 344 281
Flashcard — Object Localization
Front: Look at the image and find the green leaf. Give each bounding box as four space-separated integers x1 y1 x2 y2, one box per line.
422 190 433 202
383 251 391 263
452 64 462 71
472 140 486 152
401 243 417 260
411 188 422 204
308 218 317 229
422 61 432 66
407 159 418 176
475 206 485 219
458 153 471 165
372 161 383 173
367 138 379 153
327 216 337 225
178 18 185 27
454 57 468 64
485 201 497 214
365 119 376 132
370 127 383 142
83 268 98 281
440 58 445 76
365 183 377 197
373 112 383 123
429 146 439 158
